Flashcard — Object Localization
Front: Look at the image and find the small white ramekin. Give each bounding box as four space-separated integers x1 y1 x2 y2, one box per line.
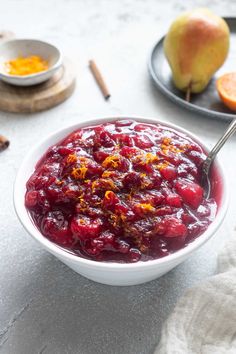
0 39 62 86
14 117 229 286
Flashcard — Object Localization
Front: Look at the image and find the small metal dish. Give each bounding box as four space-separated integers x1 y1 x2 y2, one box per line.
0 39 62 86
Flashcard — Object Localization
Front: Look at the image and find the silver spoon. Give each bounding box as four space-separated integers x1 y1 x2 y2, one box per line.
201 118 236 199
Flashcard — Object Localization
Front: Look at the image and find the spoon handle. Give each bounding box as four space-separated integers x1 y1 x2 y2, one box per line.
202 118 236 175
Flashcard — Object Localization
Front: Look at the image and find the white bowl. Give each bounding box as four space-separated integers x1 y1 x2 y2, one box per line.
14 117 229 286
0 39 62 86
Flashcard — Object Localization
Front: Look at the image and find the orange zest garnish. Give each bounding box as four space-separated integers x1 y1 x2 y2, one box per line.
161 137 183 154
135 203 155 212
162 137 171 145
140 244 149 252
216 72 236 111
71 166 88 179
120 214 127 222
109 212 126 226
55 179 64 186
67 154 78 163
76 198 88 212
91 180 99 192
157 161 170 171
134 152 159 166
161 137 172 154
102 171 114 178
140 178 151 190
145 152 159 164
77 218 86 225
105 190 114 199
110 214 120 227
5 55 48 76
92 178 118 192
104 179 118 191
102 155 120 169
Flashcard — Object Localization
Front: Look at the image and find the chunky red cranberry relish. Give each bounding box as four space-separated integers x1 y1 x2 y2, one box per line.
25 120 217 262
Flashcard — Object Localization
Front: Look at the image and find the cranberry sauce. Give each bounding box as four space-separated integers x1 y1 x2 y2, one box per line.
25 120 217 263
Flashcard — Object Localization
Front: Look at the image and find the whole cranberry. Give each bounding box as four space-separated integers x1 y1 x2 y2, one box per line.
133 134 154 149
175 179 203 209
128 248 142 262
161 217 187 238
93 150 110 163
41 211 74 246
25 191 39 209
160 165 177 181
123 172 141 190
102 191 120 211
120 146 139 158
70 216 102 241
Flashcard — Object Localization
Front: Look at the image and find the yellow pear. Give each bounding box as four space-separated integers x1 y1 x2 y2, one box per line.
164 8 230 97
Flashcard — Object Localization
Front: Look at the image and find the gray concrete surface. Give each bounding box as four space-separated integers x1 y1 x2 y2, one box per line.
0 1 236 353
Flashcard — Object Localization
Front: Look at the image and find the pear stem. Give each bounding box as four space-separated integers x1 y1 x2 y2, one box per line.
185 83 192 103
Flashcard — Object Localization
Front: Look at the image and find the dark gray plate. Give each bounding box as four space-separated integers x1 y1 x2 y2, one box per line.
149 17 236 120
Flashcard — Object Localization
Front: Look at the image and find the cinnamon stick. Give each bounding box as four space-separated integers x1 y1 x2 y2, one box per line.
89 60 111 100
0 135 10 152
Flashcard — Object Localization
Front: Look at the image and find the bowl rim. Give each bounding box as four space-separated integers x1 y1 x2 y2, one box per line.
14 116 229 270
0 38 62 79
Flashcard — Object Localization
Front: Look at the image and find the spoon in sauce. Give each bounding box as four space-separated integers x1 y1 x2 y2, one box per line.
201 118 236 198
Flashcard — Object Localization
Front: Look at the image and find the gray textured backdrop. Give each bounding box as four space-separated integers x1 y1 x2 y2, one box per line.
0 1 236 353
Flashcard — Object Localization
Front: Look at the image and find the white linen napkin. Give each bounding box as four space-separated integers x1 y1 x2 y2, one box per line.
155 238 236 354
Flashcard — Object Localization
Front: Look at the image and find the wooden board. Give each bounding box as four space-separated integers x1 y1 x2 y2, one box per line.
0 57 76 113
